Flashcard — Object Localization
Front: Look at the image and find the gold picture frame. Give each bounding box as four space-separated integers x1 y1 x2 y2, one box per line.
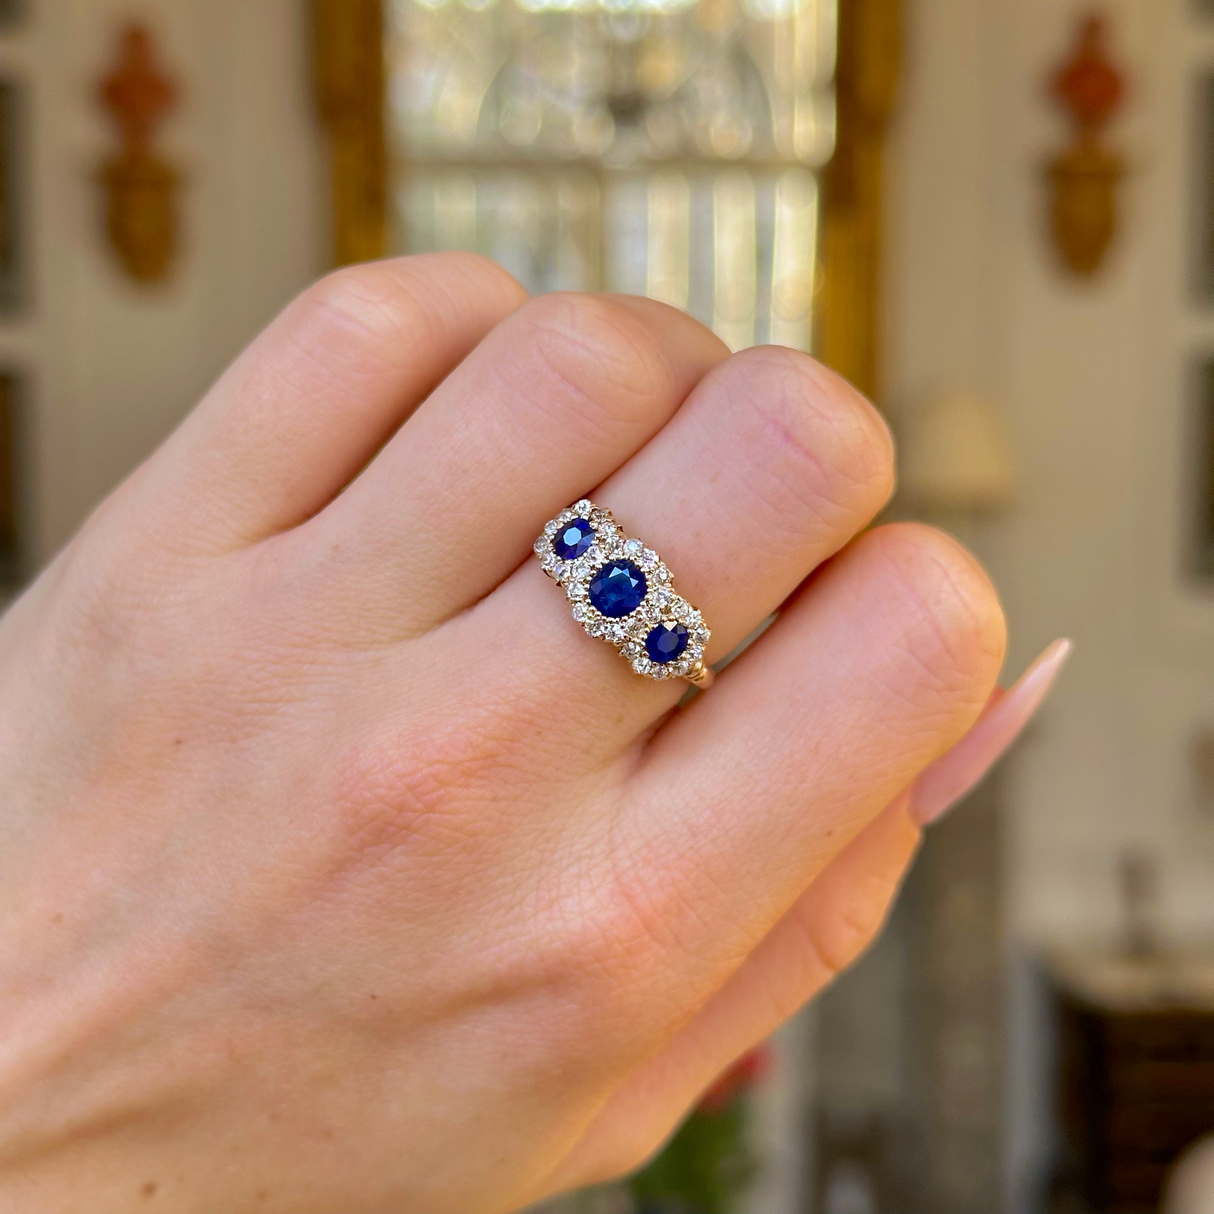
310 0 899 402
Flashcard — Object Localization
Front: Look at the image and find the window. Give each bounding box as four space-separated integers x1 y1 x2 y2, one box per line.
385 0 836 351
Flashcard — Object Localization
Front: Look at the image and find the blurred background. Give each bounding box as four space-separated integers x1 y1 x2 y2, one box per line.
1 0 1212 1210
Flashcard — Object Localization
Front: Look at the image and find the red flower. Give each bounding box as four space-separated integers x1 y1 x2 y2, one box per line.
698 1044 773 1113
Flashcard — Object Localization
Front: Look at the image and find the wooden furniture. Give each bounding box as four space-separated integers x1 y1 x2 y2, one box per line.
1049 950 1214 1213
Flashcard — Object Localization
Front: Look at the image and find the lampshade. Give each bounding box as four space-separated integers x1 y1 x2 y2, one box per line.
899 391 1016 512
1164 1135 1214 1214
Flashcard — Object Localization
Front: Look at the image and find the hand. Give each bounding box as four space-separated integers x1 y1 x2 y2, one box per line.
0 254 1009 1214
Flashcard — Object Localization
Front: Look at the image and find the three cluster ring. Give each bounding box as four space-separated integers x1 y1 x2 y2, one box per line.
535 500 714 689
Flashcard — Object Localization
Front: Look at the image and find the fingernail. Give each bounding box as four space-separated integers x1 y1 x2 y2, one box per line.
909 638 1072 826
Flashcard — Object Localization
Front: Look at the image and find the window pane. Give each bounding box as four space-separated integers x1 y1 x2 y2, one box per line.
386 0 835 346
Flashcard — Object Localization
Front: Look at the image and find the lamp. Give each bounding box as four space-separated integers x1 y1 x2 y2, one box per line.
899 391 1016 514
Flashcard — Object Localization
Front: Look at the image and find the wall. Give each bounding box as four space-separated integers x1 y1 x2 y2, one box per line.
888 0 1214 947
884 0 1214 1204
0 0 324 566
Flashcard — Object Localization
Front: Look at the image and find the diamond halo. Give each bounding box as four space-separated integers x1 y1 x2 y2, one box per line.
536 500 713 685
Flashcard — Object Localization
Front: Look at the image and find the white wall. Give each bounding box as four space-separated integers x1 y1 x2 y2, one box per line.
0 0 325 564
885 0 1214 1204
887 0 1214 949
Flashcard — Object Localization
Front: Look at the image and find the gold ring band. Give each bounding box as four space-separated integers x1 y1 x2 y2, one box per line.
535 500 714 688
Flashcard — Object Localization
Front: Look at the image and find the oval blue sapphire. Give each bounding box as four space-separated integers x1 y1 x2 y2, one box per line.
588 559 647 618
552 518 595 561
645 622 689 664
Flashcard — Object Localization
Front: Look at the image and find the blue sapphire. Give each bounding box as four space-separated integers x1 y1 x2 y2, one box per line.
588 560 647 618
552 518 595 561
645 622 689 664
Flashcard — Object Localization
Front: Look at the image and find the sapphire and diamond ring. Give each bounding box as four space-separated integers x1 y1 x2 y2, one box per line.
535 500 714 688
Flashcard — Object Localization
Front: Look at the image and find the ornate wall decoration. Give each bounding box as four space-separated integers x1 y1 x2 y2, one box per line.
97 24 180 283
1045 13 1125 279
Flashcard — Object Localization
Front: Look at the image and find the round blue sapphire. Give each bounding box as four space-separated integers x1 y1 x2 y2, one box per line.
588 560 647 618
552 518 595 561
645 622 689 664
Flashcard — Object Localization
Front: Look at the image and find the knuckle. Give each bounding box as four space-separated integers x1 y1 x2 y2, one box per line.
593 1132 675 1189
543 852 715 1035
410 249 528 303
550 881 665 999
720 347 895 520
864 522 1008 707
299 253 526 363
331 709 535 868
512 293 680 429
53 505 184 655
300 264 434 362
801 870 900 978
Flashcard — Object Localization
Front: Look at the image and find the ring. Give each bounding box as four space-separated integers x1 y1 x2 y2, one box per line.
535 500 714 688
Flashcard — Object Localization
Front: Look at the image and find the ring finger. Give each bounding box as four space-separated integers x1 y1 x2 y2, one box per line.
458 344 894 740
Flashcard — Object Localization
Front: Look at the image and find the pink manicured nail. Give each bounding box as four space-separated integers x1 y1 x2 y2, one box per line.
909 638 1072 826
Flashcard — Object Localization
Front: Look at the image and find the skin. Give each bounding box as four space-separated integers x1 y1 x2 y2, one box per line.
0 253 1006 1214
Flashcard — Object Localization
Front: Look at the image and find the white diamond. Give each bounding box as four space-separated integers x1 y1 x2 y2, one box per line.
621 641 640 658
544 521 559 537
656 567 672 583
572 603 588 621
574 499 592 515
640 548 658 569
624 538 643 556
534 537 548 555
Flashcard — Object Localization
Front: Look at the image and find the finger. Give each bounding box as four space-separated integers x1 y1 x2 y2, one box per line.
578 640 1071 1173
910 637 1070 825
576 637 1070 1176
119 253 528 551
472 346 894 745
604 525 1003 1014
298 294 728 635
535 629 1054 1191
537 796 920 1192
